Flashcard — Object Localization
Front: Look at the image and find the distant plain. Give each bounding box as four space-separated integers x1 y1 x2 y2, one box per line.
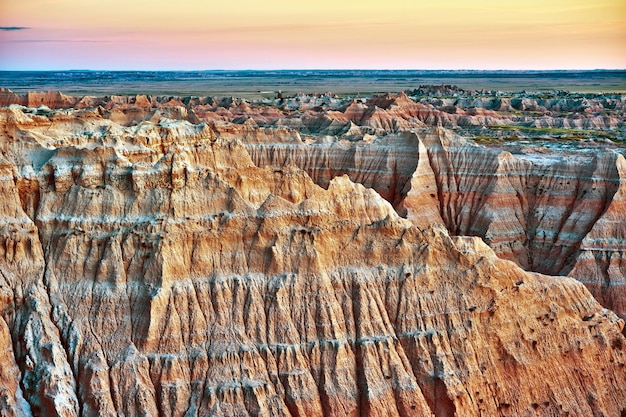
1 70 625 98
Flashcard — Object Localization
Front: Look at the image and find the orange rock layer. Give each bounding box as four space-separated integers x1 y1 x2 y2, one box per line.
245 128 626 323
0 94 625 417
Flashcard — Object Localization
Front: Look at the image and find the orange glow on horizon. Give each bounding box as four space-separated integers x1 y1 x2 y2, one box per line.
0 0 624 70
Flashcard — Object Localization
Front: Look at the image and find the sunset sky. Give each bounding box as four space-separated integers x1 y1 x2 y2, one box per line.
1 0 624 70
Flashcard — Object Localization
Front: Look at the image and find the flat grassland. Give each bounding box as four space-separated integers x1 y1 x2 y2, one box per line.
1 70 624 98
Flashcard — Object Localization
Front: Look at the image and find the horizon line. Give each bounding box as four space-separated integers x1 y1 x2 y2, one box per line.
1 68 626 72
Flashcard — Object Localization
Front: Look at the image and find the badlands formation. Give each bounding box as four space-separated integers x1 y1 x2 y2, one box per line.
0 87 625 416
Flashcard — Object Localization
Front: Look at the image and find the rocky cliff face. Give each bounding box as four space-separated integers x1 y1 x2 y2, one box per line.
0 92 625 417
245 128 626 323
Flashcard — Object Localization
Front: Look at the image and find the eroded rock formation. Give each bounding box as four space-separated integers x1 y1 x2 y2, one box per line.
244 127 626 323
0 91 625 416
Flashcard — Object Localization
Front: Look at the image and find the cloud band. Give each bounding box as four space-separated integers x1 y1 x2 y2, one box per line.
0 27 30 31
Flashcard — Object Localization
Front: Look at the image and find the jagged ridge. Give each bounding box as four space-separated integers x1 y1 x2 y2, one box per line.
0 93 625 417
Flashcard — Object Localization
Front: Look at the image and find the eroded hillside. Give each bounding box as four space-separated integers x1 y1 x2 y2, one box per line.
0 89 625 417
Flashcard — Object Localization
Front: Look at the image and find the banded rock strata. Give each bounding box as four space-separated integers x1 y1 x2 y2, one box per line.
0 91 625 417
245 129 626 322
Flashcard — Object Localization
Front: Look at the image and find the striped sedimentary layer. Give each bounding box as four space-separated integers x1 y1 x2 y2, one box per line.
0 101 625 416
245 127 626 323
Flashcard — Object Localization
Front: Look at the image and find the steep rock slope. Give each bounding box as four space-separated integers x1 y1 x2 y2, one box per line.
0 155 79 417
246 132 420 208
1 94 624 322
414 130 626 322
0 104 625 417
244 125 626 323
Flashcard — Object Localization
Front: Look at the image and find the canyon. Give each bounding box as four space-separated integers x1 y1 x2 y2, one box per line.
0 88 625 416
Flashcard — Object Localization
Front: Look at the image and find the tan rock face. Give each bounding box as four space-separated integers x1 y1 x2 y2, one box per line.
0 95 625 417
245 127 626 323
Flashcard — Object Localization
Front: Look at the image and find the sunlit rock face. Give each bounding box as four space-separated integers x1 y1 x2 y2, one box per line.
245 126 626 323
0 91 625 417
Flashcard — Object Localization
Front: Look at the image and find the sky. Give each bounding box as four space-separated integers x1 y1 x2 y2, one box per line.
0 0 624 70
